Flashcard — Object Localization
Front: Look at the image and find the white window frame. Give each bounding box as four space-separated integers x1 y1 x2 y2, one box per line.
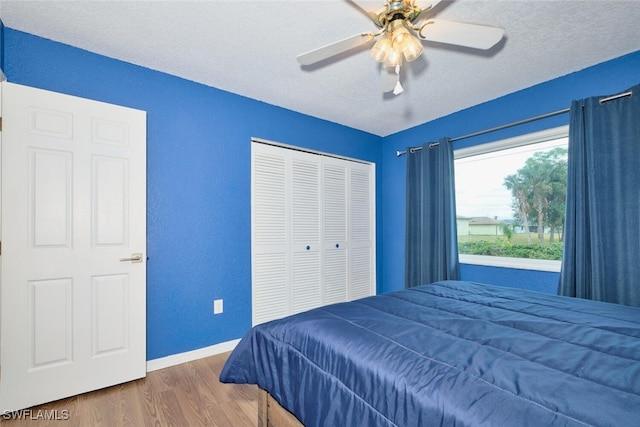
455 125 569 273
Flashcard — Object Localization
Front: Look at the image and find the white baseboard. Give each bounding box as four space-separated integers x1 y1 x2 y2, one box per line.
146 338 241 372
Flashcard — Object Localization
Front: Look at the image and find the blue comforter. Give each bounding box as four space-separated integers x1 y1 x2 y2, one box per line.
220 281 640 426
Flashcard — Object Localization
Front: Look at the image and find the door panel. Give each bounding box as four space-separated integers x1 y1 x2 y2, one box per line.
29 107 73 139
323 158 348 304
30 149 73 247
252 148 289 325
349 163 375 300
291 152 321 313
324 250 347 304
30 278 73 367
92 156 129 246
291 250 321 313
92 274 129 355
0 82 146 411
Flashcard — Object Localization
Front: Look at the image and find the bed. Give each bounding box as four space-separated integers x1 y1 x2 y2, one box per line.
220 280 640 426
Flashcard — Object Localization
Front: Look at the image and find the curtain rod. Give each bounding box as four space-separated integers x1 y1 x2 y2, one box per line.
396 89 633 157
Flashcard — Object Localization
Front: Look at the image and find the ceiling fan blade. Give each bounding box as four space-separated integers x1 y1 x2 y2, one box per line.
381 66 398 93
415 0 443 14
297 33 376 66
347 0 380 23
418 19 504 50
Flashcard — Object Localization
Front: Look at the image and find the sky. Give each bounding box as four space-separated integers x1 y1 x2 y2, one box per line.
454 137 568 220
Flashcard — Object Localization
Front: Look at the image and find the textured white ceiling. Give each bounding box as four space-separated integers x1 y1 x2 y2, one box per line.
2 1 640 136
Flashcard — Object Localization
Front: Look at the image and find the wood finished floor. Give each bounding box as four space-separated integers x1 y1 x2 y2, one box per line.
1 352 258 427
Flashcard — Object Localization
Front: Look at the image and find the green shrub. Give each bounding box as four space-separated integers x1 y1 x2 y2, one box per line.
458 239 563 260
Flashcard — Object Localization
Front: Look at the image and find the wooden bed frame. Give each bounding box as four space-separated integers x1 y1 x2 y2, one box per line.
258 389 304 427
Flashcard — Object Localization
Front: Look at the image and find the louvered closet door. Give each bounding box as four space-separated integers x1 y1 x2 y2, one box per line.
252 140 375 326
323 157 349 304
349 161 376 299
252 144 289 325
290 151 322 314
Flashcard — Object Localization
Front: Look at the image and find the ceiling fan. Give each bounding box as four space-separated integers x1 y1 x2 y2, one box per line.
296 0 505 95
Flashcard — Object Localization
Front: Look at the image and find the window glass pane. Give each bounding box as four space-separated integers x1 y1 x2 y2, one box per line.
454 136 568 262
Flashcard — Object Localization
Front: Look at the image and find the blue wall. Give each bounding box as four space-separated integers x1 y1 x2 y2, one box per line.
4 25 640 360
0 21 4 71
2 28 383 360
381 50 640 294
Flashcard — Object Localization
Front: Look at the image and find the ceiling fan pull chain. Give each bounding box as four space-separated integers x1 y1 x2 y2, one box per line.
393 65 404 95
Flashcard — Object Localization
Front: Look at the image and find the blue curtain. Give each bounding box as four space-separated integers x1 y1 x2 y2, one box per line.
558 84 640 307
405 137 460 288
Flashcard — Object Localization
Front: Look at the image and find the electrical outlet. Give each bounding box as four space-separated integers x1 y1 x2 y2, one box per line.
214 299 224 315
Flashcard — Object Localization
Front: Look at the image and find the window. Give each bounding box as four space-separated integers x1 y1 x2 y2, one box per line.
454 126 568 272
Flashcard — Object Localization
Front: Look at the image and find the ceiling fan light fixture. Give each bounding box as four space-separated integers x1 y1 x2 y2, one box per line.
389 20 410 46
387 19 424 63
370 33 392 62
402 34 424 62
385 47 403 68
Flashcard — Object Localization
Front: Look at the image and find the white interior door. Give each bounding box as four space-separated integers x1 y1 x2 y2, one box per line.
0 82 146 411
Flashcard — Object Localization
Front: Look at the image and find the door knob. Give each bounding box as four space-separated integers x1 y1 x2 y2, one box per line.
119 253 143 263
